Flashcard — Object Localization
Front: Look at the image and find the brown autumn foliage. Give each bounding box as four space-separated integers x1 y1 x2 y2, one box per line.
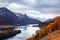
0 25 15 31
0 25 15 28
27 16 60 40
49 30 60 40
40 30 60 40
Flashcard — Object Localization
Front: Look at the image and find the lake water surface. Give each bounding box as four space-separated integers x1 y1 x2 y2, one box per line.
7 24 40 40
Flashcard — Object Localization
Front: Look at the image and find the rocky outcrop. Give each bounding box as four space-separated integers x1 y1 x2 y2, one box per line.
0 30 21 40
27 16 60 40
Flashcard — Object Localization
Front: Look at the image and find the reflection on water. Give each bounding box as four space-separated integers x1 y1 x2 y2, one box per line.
7 24 40 40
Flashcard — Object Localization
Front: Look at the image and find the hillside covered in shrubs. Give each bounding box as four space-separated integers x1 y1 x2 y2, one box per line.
27 16 60 40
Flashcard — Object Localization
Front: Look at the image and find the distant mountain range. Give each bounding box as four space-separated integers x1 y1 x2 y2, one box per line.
0 7 59 27
17 14 41 25
0 7 40 25
38 17 57 29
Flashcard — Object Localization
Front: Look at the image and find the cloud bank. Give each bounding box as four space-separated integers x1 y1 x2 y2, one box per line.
0 0 60 19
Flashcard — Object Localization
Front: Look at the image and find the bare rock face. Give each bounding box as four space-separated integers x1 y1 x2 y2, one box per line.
27 16 60 40
0 30 21 40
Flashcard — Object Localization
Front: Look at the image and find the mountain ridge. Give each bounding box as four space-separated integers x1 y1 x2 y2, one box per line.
0 7 40 25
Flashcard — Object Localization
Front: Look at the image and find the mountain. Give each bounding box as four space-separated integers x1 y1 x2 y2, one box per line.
27 16 60 40
0 7 40 25
38 17 56 29
16 13 40 25
0 7 18 25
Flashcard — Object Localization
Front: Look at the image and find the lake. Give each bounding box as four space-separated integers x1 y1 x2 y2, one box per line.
6 24 40 40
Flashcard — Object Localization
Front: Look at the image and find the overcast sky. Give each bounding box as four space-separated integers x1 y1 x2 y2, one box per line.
0 0 60 19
